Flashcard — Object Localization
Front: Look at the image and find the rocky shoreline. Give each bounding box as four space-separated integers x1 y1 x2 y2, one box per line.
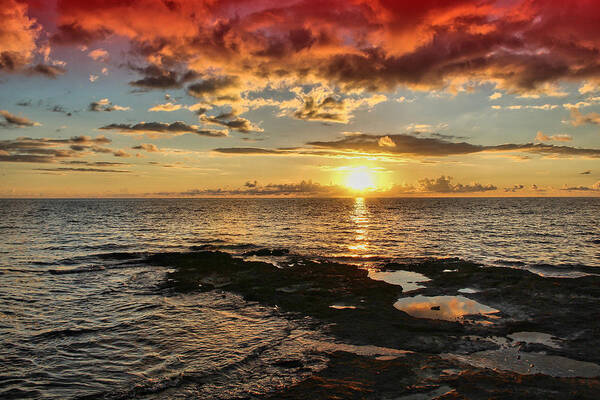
145 250 600 399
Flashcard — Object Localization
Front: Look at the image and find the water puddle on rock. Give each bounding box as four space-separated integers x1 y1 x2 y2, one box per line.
444 332 599 378
329 304 357 310
393 295 499 323
368 270 431 292
457 287 480 294
508 331 561 349
443 348 600 378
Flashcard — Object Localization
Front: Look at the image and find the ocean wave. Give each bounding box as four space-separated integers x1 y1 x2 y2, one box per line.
48 265 106 275
30 327 101 341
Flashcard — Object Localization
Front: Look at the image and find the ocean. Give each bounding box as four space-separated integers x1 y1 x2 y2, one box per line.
1 198 599 398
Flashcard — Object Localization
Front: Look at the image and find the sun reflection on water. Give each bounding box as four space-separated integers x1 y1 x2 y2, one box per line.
348 197 370 253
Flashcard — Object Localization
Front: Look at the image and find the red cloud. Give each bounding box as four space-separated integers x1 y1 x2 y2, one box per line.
25 1 600 93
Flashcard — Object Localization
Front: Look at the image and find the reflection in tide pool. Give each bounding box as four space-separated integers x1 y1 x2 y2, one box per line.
394 295 499 323
368 270 431 292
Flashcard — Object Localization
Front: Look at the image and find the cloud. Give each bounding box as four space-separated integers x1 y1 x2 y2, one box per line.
187 76 241 101
213 133 600 159
89 74 98 82
214 147 283 155
489 92 502 100
0 110 41 128
378 136 396 148
306 134 600 158
100 121 228 137
279 87 387 124
504 184 525 193
28 64 65 78
561 182 600 192
88 98 130 112
570 109 600 126
580 170 592 175
21 0 600 96
579 81 599 95
155 180 345 197
61 160 130 167
418 176 496 193
113 149 131 157
148 102 182 112
0 1 41 74
0 135 112 163
200 113 262 133
51 22 109 45
34 167 130 173
129 64 200 90
535 131 572 142
88 48 108 61
132 143 161 152
493 104 559 111
563 101 592 110
154 175 501 197
49 105 73 117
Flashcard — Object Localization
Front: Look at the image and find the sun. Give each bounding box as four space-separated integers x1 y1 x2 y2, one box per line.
345 167 375 191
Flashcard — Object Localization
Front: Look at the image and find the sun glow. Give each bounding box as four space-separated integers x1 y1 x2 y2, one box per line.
345 167 375 191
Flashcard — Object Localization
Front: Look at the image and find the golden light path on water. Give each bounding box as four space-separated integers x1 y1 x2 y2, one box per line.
348 197 370 254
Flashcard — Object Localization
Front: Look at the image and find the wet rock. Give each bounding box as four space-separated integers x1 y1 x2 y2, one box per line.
243 248 290 257
274 359 304 369
145 251 600 397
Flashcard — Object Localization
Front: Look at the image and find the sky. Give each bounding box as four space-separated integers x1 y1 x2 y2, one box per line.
0 0 599 197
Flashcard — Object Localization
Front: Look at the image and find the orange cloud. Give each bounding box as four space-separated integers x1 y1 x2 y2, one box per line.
0 0 40 72
21 1 600 95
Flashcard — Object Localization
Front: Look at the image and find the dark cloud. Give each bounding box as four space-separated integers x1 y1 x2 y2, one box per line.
200 114 260 133
153 175 500 197
27 64 65 78
113 149 131 157
187 76 240 99
293 96 346 122
0 52 28 73
0 110 40 128
88 98 129 112
132 143 161 152
0 154 57 163
306 134 600 158
49 105 72 116
0 136 114 163
100 121 227 137
212 133 600 160
61 160 130 167
307 134 484 157
561 183 600 192
51 23 110 45
34 167 130 173
213 147 282 155
580 170 592 175
504 184 525 193
429 133 469 140
129 64 201 90
155 180 344 197
418 176 497 193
